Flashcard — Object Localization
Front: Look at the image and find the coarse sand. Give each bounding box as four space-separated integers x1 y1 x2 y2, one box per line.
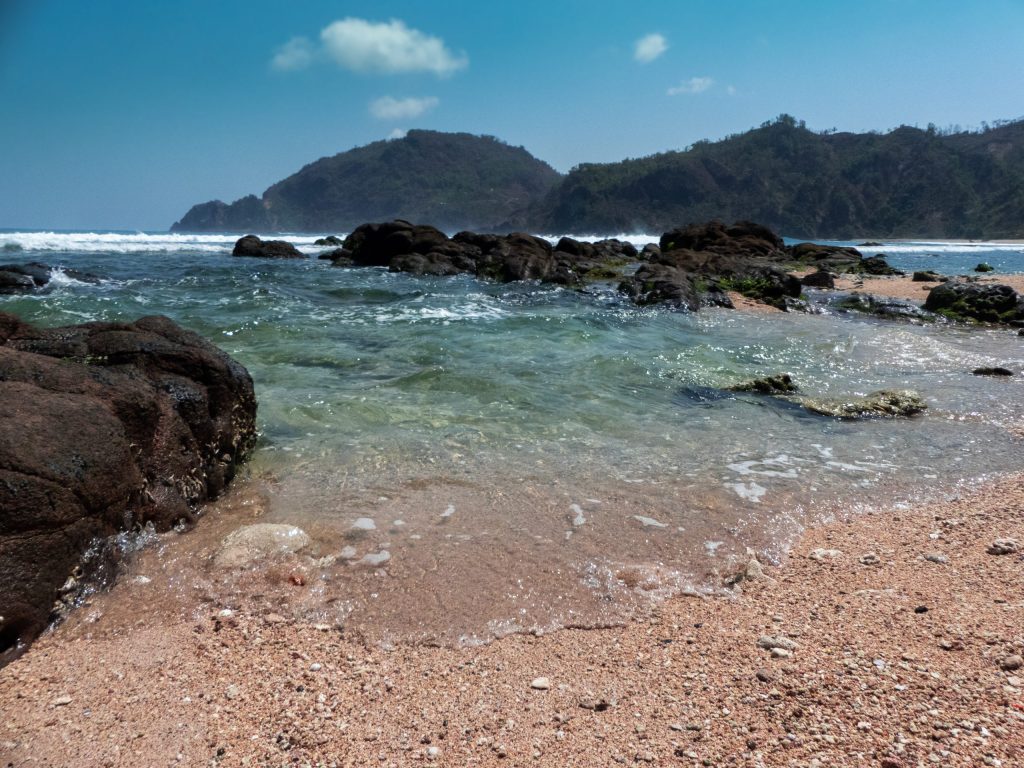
2 471 1022 767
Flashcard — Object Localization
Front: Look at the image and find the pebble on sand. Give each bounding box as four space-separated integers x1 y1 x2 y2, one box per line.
531 677 551 690
987 538 1019 555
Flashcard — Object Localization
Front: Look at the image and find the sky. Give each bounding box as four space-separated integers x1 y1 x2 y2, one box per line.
1 0 1023 230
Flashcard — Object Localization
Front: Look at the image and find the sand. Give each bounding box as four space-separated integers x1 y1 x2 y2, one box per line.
2 470 1022 767
829 273 1024 304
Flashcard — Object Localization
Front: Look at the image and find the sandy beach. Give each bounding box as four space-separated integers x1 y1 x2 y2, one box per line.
2 468 1022 767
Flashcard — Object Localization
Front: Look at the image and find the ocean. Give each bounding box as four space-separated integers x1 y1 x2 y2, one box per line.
2 230 1024 645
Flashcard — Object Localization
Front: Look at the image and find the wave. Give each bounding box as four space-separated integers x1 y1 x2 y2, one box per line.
0 231 332 255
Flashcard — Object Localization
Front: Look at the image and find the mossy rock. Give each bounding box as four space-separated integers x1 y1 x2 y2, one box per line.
800 389 926 419
974 262 994 273
728 374 798 395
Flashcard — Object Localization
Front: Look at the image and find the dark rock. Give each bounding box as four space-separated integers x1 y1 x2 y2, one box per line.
728 374 798 395
318 248 354 264
972 367 1014 377
660 220 785 258
232 235 304 259
912 270 945 282
639 243 661 261
801 269 835 288
859 241 884 247
314 235 344 246
975 262 994 273
923 281 1024 324
0 313 257 665
788 242 864 272
0 263 102 294
861 255 903 276
2 243 23 253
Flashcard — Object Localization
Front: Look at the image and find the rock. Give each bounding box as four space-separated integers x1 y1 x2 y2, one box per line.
771 647 793 659
972 367 1014 377
912 270 945 282
225 684 239 700
789 242 864 272
987 539 1019 555
975 262 994 272
264 613 288 624
212 524 311 569
1000 655 1023 671
859 241 884 247
861 255 903 276
745 559 765 580
924 281 1024 324
923 553 948 564
755 669 774 683
859 552 880 565
914 606 929 614
232 235 304 259
809 548 843 561
0 313 257 665
314 235 343 246
0 263 101 294
800 389 926 419
757 635 798 652
53 695 72 707
833 293 935 322
727 374 797 395
531 677 551 690
801 269 835 288
318 247 353 264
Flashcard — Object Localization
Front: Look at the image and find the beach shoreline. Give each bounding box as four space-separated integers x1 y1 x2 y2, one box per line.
2 469 1021 767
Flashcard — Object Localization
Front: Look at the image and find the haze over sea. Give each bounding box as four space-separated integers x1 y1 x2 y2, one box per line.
2 230 1023 643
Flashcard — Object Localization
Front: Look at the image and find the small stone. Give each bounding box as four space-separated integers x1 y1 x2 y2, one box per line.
859 552 880 565
858 721 872 731
923 553 948 564
265 613 287 624
309 663 322 672
938 639 963 651
426 746 440 759
771 648 793 659
225 684 239 700
914 606 929 614
987 539 1019 556
757 635 798 652
745 559 765 580
530 677 550 690
746 738 758 750
809 548 842 561
999 655 1023 671
53 695 72 707
755 669 774 683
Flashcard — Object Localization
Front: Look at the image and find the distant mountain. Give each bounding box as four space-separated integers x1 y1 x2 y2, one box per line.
171 130 561 233
527 115 1024 239
172 118 1024 239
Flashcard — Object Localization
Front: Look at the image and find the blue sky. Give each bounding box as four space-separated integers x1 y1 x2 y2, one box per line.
2 0 1023 230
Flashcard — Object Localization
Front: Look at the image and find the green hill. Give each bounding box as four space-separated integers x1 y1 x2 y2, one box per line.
171 130 561 233
528 115 1024 239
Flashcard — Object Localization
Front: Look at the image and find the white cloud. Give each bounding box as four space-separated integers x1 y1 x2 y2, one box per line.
369 96 439 120
271 37 315 71
667 76 714 95
388 128 409 140
634 33 668 63
320 18 467 76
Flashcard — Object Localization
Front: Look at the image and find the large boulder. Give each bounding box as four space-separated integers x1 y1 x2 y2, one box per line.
923 281 1024 324
660 220 785 258
0 313 257 664
0 263 101 294
232 235 304 259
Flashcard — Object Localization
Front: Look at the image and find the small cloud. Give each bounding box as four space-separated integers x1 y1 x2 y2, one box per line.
321 18 467 76
388 128 409 140
667 76 714 95
271 36 314 71
634 33 668 63
726 84 737 96
370 96 439 120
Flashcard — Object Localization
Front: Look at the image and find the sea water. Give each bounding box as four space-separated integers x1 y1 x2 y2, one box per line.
2 231 1023 644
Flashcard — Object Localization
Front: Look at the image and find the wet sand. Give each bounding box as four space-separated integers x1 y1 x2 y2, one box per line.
2 471 1022 767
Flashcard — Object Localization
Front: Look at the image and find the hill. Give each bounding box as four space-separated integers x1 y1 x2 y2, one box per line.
171 131 561 233
527 115 1024 239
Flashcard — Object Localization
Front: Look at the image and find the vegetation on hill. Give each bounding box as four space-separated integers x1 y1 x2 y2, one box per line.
171 131 561 233
529 115 1024 239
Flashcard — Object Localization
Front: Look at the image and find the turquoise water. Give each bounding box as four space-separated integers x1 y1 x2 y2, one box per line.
3 232 1024 643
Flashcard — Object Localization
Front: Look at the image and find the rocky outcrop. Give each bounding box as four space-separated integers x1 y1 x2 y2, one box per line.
833 293 936 322
232 235 305 259
330 220 637 286
314 236 343 247
923 281 1024 324
800 390 927 419
727 374 798 395
0 263 100 294
0 313 257 664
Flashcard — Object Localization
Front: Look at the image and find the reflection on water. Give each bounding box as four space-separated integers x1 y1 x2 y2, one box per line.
3 245 1023 644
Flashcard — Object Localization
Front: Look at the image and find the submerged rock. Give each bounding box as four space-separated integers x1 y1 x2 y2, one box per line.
0 313 257 664
0 263 101 294
800 389 927 419
213 524 311 569
314 235 344 246
834 293 936 322
972 366 1014 377
728 374 798 395
232 234 305 259
974 262 994 273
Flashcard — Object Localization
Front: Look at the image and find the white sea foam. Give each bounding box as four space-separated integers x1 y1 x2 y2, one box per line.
0 231 331 255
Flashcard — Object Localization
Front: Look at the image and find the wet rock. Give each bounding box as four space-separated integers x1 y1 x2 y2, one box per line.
912 270 945 282
0 262 101 294
212 524 311 569
924 281 1024 324
799 389 926 419
232 234 304 259
0 313 257 665
314 235 343 246
728 374 797 395
975 262 994 273
987 539 1019 555
834 293 936 322
788 242 864 272
801 269 835 288
318 247 353 264
861 255 903 276
972 367 1014 377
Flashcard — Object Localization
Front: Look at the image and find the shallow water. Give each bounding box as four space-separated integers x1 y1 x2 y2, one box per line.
3 231 1024 644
